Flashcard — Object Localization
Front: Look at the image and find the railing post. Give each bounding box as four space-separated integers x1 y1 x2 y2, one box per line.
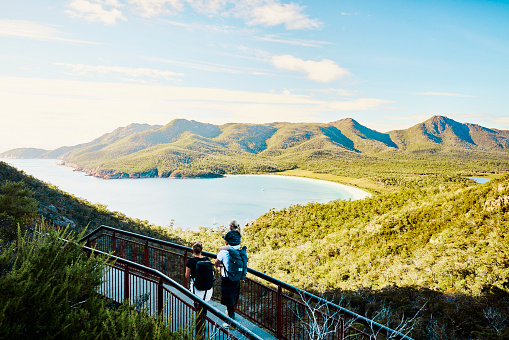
277 285 283 339
112 231 117 256
195 306 205 340
340 317 345 340
124 264 129 302
158 277 164 316
183 250 188 288
144 240 149 267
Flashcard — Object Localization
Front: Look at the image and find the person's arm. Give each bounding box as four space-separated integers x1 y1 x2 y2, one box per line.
215 250 225 268
185 266 191 283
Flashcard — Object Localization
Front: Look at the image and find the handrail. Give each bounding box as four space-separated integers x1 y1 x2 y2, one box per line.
83 244 264 340
81 225 414 340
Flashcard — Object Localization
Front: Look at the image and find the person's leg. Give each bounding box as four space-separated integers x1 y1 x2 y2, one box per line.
227 305 235 319
221 277 237 329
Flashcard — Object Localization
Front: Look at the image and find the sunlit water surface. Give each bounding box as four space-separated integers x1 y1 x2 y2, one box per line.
468 177 491 184
2 159 368 230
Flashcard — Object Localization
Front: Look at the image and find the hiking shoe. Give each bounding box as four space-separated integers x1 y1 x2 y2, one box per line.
222 322 235 330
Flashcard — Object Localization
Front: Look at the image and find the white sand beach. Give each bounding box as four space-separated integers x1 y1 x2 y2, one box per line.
251 174 372 201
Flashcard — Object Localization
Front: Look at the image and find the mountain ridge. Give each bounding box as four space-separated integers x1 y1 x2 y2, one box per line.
2 115 508 179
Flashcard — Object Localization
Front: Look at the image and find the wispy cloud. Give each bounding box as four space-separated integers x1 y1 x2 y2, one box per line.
66 0 127 25
241 2 323 30
145 56 271 75
488 117 509 124
0 76 395 149
382 114 435 121
414 92 477 98
254 35 331 47
322 98 393 111
162 19 256 35
55 63 184 81
307 88 357 97
67 0 322 30
127 0 184 17
451 113 492 119
0 19 96 44
0 76 392 118
271 55 350 83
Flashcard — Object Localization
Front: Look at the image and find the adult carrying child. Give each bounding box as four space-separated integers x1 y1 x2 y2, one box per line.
215 221 248 330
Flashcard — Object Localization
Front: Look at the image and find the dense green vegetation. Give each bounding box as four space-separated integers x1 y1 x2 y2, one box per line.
0 180 38 239
243 174 509 339
244 175 509 293
0 225 187 339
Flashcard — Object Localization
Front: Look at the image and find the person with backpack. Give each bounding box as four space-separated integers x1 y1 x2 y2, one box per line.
185 242 214 315
214 231 248 330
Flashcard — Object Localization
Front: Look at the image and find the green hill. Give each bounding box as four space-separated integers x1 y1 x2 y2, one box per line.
3 116 509 186
48 122 163 159
244 175 509 294
242 174 509 339
0 147 48 159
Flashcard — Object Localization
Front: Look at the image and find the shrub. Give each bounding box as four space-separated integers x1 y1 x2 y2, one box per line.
0 224 186 339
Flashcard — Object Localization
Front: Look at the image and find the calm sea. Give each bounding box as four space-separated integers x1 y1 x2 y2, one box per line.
2 159 367 230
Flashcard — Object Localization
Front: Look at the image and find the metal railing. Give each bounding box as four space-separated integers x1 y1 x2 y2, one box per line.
82 226 414 340
83 245 264 340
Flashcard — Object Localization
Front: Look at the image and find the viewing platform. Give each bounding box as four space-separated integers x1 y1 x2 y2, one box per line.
82 226 413 340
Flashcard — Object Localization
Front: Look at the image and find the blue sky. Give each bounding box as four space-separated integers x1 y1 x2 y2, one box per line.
1 0 508 152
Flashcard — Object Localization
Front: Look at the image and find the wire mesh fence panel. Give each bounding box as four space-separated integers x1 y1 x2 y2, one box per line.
237 276 278 334
99 266 124 303
163 288 194 333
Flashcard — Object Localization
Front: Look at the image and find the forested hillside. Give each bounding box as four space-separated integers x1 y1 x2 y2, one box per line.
245 175 509 294
3 116 509 182
243 174 509 339
1 160 509 338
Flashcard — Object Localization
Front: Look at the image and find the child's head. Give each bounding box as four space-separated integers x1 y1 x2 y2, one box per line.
223 230 241 246
229 219 240 231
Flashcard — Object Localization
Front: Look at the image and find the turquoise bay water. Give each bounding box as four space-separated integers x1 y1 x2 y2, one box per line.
2 159 365 230
468 177 491 184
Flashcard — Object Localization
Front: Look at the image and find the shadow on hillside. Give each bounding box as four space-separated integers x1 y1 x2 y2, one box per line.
309 284 509 340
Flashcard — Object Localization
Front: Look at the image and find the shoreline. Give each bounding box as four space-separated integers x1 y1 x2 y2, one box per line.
224 173 372 201
272 174 372 200
3 158 371 201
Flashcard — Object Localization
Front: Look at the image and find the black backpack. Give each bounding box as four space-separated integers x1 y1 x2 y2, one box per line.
225 246 248 282
193 258 214 291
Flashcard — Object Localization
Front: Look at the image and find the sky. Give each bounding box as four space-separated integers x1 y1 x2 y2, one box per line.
1 0 508 153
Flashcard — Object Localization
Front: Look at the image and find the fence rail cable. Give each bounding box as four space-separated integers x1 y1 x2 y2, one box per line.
81 225 414 340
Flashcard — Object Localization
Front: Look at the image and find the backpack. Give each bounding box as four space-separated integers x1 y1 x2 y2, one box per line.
193 258 214 291
225 246 248 282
